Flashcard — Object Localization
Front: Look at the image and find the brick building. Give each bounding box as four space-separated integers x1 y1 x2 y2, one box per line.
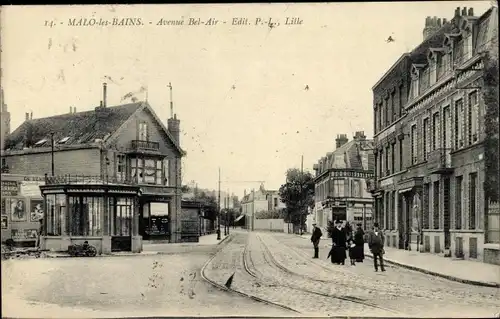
371 6 499 265
1 83 187 253
312 132 375 232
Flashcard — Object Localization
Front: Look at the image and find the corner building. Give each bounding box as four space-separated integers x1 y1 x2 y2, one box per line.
371 6 499 265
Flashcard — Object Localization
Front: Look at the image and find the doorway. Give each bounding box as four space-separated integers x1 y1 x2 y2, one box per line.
111 198 133 252
443 177 451 249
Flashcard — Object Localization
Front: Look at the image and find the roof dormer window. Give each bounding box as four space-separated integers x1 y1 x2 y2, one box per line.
410 65 421 99
34 139 47 146
58 137 70 144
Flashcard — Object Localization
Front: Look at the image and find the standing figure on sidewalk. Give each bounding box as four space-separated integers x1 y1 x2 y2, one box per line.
329 220 347 265
345 222 356 265
352 223 365 263
310 223 323 259
367 222 386 272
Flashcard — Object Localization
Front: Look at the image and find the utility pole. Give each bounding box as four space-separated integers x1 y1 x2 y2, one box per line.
168 82 174 118
300 155 304 235
223 190 227 236
50 132 55 176
226 190 230 235
252 189 255 231
217 167 221 240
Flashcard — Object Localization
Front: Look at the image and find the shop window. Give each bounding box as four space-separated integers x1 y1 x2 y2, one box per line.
110 197 133 236
46 194 65 236
69 196 103 236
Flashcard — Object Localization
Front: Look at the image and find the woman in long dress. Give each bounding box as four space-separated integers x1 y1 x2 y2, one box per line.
329 220 347 265
352 223 365 262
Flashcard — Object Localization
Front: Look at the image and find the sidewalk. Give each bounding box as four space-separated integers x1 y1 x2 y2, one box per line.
364 243 500 288
41 234 231 258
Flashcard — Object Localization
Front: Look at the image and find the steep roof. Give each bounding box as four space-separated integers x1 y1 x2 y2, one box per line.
3 102 185 156
315 138 375 176
5 103 142 151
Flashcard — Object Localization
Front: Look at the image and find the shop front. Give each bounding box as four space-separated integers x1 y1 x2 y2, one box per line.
39 176 142 254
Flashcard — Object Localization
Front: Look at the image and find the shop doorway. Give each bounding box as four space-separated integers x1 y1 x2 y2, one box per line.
111 198 133 251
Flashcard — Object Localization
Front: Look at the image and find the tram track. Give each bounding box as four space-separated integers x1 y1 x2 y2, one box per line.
252 233 403 315
200 234 300 315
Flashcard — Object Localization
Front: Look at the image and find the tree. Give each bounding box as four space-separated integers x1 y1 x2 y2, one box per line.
181 185 190 193
278 168 315 227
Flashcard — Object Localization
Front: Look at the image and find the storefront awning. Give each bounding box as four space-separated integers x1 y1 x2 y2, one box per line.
234 215 245 222
399 187 413 194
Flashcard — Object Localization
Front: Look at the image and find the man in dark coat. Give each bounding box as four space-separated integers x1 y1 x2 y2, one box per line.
310 223 323 258
329 220 347 265
352 223 365 262
367 222 386 272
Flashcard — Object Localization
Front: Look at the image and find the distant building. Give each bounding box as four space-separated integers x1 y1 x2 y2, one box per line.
1 83 187 253
312 131 375 232
241 184 286 230
371 6 499 265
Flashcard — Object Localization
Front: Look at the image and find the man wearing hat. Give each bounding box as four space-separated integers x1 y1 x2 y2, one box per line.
310 222 323 258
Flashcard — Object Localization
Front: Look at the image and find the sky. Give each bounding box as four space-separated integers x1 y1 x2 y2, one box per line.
1 1 493 198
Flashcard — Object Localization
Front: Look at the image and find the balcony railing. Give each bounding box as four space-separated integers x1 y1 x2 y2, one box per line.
130 140 160 151
45 174 135 185
427 148 453 174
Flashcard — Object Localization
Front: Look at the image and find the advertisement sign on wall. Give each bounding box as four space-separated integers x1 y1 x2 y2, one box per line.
20 181 44 197
11 229 38 240
30 199 44 222
1 181 19 196
9 199 27 222
1 216 7 229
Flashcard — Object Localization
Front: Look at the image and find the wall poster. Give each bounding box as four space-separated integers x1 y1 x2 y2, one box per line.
10 199 27 222
30 199 44 222
1 216 7 229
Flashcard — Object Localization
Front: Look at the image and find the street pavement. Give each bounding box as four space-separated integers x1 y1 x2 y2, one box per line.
1 238 292 318
3 230 499 318
204 230 500 318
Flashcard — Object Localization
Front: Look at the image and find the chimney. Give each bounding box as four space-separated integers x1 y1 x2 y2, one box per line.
25 112 29 121
468 8 474 16
167 113 180 144
30 112 33 120
455 7 461 17
423 15 441 40
462 7 467 16
335 134 348 149
74 107 77 113
437 18 441 27
354 131 367 141
102 82 107 107
69 106 73 114
25 122 33 148
443 18 448 25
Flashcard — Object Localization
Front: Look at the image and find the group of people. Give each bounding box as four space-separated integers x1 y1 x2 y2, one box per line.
310 220 386 272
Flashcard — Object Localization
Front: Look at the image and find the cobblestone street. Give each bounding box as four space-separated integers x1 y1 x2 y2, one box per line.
204 231 500 318
1 242 293 318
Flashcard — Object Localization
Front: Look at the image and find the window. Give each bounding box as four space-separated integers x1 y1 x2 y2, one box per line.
163 159 170 185
454 38 464 65
380 150 384 176
58 137 70 144
274 198 278 208
131 158 142 183
398 85 404 116
34 139 47 146
469 173 477 229
443 106 451 149
385 146 390 175
423 118 429 160
384 98 389 126
139 122 148 141
411 125 417 164
391 91 396 121
391 143 395 174
455 176 463 229
436 54 444 79
432 112 440 150
423 183 430 229
464 34 473 60
433 181 440 229
46 195 65 236
351 180 361 197
430 60 437 86
390 191 396 230
68 196 103 236
381 103 386 129
399 139 404 171
454 99 464 149
468 91 479 144
333 179 345 197
117 155 126 182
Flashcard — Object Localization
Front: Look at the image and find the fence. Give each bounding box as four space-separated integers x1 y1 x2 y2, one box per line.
254 219 284 232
